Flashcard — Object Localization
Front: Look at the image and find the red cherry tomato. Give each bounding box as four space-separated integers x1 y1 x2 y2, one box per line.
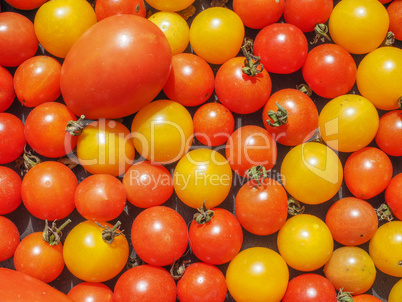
0 113 26 164
388 0 402 41
0 166 22 215
353 294 382 302
95 0 146 21
0 216 20 262
385 173 402 220
67 282 114 302
375 110 402 157
4 0 47 10
0 65 15 113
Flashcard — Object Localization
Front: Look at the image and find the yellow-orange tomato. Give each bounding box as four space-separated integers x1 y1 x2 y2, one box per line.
389 279 402 302
146 0 194 12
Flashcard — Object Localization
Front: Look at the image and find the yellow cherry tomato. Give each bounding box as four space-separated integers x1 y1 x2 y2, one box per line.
148 12 189 56
34 0 97 58
146 0 195 12
389 279 402 302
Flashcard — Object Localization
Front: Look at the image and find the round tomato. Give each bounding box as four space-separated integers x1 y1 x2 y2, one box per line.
318 94 379 152
375 110 402 157
344 147 393 199
63 220 129 282
14 56 62 108
0 216 20 262
0 113 26 164
95 0 146 21
21 161 78 220
385 173 402 220
34 0 97 58
277 214 333 271
369 220 402 277
173 148 232 209
233 0 284 29
24 102 78 158
60 14 172 119
145 0 194 12
122 160 173 208
4 0 47 10
215 56 272 114
302 43 356 99
388 0 402 41
353 295 382 302
262 88 318 146
0 166 22 215
163 53 215 107
328 0 389 54
131 206 188 267
189 7 244 65
177 262 227 302
280 142 343 205
356 46 402 110
0 12 38 67
389 279 402 302
226 247 289 302
325 197 378 246
254 23 308 74
0 65 15 113
131 99 193 164
67 282 114 302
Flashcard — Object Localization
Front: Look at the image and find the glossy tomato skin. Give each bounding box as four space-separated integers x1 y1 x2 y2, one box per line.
4 0 47 10
388 1 402 41
226 247 289 302
63 220 129 283
0 65 15 113
302 44 356 99
353 295 382 302
67 282 114 302
282 273 337 302
21 161 78 220
254 23 308 74
262 88 318 146
163 53 214 107
114 265 176 302
235 177 288 236
233 0 284 29
344 147 393 200
0 166 22 215
189 208 243 265
0 113 26 164
61 15 172 119
177 262 227 302
0 12 38 67
215 56 272 114
131 206 188 267
24 102 78 158
14 56 62 108
375 110 402 157
95 0 146 21
145 0 194 12
389 279 402 302
385 173 402 220
0 216 20 262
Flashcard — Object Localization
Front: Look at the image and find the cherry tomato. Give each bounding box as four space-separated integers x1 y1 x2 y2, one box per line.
388 0 402 41
0 113 26 164
0 166 22 215
233 0 285 29
131 99 193 164
283 0 333 32
189 7 245 65
77 119 135 176
278 214 333 271
254 23 308 74
0 216 20 262
356 46 402 110
63 220 129 282
145 0 194 12
122 160 173 208
95 0 146 21
324 246 376 294
318 94 379 152
4 0 47 10
353 295 382 302
24 102 78 158
67 282 114 302
14 56 62 108
131 206 188 267
375 110 402 157
177 262 227 302
21 161 78 220
235 177 288 236
282 273 337 302
385 173 402 220
302 43 356 99
389 279 402 302
280 142 343 205
226 247 289 302
226 125 277 178
60 15 172 119
215 56 272 114
34 0 97 58
75 174 126 221
173 148 233 209
325 197 378 246
262 88 318 146
369 220 402 277
0 65 15 113
193 102 235 146
163 53 215 107
114 265 176 302
0 12 38 67
344 147 393 200
328 0 389 54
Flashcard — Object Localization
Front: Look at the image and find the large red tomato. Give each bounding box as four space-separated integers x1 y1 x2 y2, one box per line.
60 15 172 119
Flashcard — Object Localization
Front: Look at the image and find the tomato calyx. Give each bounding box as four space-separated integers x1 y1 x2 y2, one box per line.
126 254 144 269
65 115 93 136
288 197 305 216
193 202 215 224
246 165 270 187
398 97 402 109
311 23 332 45
170 259 191 280
376 203 394 222
266 102 288 127
241 38 264 77
210 0 229 8
57 154 80 170
43 219 72 246
336 288 353 302
296 83 313 97
381 31 395 46
15 146 40 174
95 221 125 244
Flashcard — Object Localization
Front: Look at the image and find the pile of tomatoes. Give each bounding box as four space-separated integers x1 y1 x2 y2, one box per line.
0 0 401 301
